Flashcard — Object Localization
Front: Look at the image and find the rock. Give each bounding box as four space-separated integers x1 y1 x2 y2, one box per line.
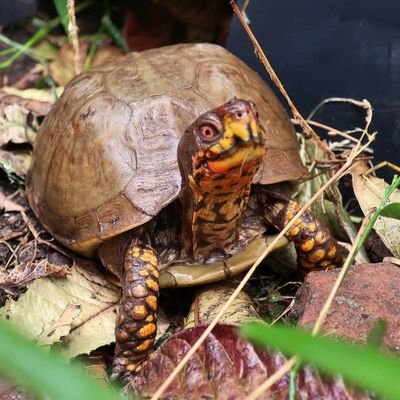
291 262 400 350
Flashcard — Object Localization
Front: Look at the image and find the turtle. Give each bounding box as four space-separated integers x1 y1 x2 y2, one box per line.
27 43 342 381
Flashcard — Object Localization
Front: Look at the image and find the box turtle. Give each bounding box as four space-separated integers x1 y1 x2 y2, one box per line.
27 43 342 380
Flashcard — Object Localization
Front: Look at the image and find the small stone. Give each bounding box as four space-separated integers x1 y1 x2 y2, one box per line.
291 262 400 349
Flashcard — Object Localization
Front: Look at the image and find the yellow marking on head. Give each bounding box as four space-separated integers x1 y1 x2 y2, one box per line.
250 119 259 138
138 323 156 338
146 295 158 311
308 249 326 263
135 339 153 352
207 115 258 156
300 239 315 252
145 314 154 322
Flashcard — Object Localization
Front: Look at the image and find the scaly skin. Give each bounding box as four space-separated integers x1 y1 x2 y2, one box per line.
274 200 343 274
112 244 159 380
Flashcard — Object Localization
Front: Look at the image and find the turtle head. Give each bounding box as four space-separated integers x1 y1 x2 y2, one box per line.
179 98 266 182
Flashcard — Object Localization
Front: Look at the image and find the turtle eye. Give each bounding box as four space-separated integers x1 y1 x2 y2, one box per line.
199 124 219 142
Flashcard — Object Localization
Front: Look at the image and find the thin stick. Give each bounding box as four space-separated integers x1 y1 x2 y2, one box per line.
67 0 81 75
230 1 331 156
150 142 365 400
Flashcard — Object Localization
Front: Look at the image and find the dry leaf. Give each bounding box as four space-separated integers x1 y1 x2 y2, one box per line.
185 283 259 328
1 87 61 107
129 324 372 400
352 162 400 258
0 261 120 357
0 260 69 292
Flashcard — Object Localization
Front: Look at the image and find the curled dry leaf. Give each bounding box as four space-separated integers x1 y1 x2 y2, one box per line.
185 283 260 328
352 162 400 258
129 324 372 400
0 260 120 357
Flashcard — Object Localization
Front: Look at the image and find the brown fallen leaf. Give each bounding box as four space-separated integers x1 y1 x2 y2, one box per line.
49 43 123 86
352 161 400 258
128 324 372 400
0 259 69 293
0 260 120 355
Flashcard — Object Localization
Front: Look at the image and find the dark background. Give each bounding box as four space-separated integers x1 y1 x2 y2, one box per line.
227 1 400 177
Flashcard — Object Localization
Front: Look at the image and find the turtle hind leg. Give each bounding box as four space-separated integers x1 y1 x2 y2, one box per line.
112 243 159 381
270 200 343 275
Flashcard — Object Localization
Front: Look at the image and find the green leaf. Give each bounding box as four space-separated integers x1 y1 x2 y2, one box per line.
0 319 127 400
241 322 400 399
380 202 400 220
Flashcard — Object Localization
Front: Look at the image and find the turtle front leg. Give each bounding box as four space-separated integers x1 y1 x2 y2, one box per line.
112 243 160 381
269 200 343 274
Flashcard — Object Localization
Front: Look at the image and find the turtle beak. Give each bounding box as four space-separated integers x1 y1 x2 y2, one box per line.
206 98 265 173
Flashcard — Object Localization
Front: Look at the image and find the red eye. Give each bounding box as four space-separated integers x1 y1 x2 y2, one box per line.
199 124 218 142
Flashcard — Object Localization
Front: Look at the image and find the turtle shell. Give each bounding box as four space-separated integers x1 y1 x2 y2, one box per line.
27 43 307 256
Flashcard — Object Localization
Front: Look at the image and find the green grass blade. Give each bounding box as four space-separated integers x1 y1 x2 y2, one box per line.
102 14 129 52
241 322 400 399
52 0 70 37
0 319 126 400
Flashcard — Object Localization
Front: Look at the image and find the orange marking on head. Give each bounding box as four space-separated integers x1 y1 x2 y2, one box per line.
207 146 265 174
139 269 150 277
289 227 300 237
